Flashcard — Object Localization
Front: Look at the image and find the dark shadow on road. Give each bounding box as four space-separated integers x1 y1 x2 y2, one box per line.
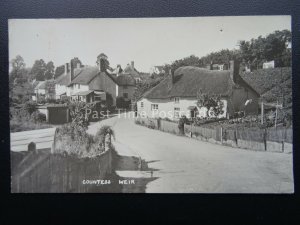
93 149 159 193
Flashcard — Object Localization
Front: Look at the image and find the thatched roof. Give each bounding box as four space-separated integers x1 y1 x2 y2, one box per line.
69 66 99 85
115 74 136 86
143 66 259 99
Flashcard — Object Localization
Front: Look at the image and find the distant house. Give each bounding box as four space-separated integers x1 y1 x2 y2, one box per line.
137 61 259 120
150 66 165 75
206 63 229 71
32 80 55 102
55 59 138 106
263 60 275 69
122 61 142 85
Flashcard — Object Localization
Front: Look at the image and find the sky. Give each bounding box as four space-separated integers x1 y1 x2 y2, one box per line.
9 16 291 72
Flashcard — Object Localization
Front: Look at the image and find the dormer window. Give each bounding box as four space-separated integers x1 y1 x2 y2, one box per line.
174 97 180 104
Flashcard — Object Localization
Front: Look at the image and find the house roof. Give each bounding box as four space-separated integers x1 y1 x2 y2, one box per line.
56 65 137 87
72 90 94 96
123 64 140 78
69 66 99 85
143 66 259 99
55 72 70 86
35 80 55 90
115 74 136 86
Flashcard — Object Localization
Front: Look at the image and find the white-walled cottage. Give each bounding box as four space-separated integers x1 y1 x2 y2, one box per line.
55 59 138 106
137 61 260 120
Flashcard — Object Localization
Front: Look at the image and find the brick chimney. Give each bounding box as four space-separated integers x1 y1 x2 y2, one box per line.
65 63 69 75
229 60 240 83
98 58 106 72
168 68 175 89
131 61 134 69
70 61 74 81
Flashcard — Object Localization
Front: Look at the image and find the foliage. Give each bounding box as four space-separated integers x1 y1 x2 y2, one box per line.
54 123 115 158
54 65 65 79
44 61 55 80
238 30 291 69
10 106 51 132
69 101 93 129
23 101 37 115
10 55 26 81
30 111 46 123
196 89 224 117
164 30 291 73
30 59 55 81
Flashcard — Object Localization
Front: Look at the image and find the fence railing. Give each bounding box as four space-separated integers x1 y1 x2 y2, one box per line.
135 117 293 153
11 133 113 193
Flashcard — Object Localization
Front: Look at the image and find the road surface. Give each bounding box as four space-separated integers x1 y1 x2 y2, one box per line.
88 113 294 193
10 128 56 152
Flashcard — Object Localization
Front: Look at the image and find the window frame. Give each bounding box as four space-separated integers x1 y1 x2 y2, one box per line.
174 107 181 118
151 104 158 111
174 97 180 104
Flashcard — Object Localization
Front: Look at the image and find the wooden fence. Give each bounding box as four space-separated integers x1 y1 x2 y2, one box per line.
11 138 113 193
135 117 293 153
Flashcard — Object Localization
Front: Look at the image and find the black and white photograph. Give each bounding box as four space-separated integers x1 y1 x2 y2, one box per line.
9 16 293 193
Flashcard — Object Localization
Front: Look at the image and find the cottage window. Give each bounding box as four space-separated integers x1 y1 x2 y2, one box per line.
141 102 144 108
174 97 180 104
174 107 180 118
94 96 101 102
151 104 158 111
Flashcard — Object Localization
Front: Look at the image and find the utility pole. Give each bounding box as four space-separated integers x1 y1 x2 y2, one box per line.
261 101 264 125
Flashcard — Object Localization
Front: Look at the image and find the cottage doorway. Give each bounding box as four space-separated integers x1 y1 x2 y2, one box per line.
188 106 198 119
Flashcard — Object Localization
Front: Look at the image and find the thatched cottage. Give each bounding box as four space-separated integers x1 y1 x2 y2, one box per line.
137 61 260 120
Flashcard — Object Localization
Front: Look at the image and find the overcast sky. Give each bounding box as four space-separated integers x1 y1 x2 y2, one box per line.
9 16 291 72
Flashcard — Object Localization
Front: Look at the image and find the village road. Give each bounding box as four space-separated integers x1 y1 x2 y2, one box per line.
88 113 294 193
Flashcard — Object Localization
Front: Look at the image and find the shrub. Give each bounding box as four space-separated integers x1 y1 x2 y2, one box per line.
53 124 115 158
23 101 37 115
30 111 46 123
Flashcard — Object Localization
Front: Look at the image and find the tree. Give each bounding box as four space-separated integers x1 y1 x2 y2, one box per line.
30 59 47 81
54 65 65 79
196 89 224 118
10 55 26 81
96 53 109 70
45 61 55 80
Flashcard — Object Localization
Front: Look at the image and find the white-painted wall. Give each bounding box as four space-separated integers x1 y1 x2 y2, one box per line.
67 84 89 96
137 97 227 120
55 84 67 99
